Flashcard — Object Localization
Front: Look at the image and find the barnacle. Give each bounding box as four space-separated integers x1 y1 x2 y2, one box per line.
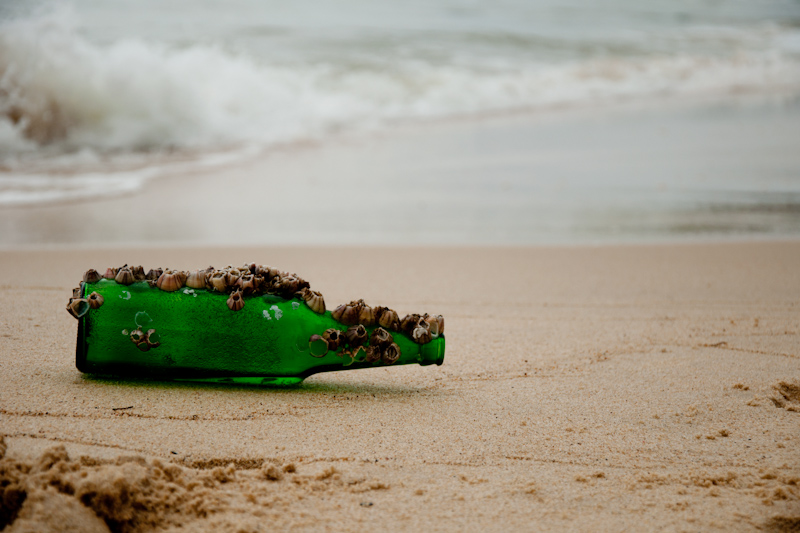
308 334 329 357
227 290 245 311
323 328 343 351
157 269 186 292
115 266 136 285
145 268 163 281
344 324 368 347
87 291 104 309
375 307 400 330
82 269 101 283
66 298 90 319
369 327 392 347
381 343 401 365
185 270 207 289
301 289 326 314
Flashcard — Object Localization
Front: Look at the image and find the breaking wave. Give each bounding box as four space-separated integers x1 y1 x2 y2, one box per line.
1 5 800 204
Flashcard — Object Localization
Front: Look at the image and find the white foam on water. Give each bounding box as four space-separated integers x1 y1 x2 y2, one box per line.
0 144 261 206
1 5 800 205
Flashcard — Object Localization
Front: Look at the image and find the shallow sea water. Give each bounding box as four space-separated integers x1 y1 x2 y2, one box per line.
0 0 799 245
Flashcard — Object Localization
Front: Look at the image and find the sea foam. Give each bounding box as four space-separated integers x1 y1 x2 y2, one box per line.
1 6 800 204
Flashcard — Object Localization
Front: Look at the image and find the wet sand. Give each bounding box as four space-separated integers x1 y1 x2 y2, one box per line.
2 96 800 248
1 242 798 531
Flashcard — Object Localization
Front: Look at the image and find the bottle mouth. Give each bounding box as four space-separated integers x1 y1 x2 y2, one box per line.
419 335 445 366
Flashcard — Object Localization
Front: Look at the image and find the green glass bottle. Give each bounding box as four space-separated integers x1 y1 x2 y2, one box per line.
67 265 445 386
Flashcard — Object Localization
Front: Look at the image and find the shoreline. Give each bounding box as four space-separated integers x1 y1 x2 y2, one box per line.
1 94 799 248
2 234 800 253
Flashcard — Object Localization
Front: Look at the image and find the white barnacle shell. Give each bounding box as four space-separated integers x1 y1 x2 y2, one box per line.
302 290 326 314
358 304 376 327
115 267 136 285
428 314 444 336
207 271 227 292
412 320 432 344
156 269 185 292
224 268 242 290
185 270 207 290
130 328 146 346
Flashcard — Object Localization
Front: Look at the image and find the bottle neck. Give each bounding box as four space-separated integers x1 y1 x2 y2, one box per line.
418 335 445 366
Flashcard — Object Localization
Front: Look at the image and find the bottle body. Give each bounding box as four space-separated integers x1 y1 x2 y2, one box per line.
75 280 445 386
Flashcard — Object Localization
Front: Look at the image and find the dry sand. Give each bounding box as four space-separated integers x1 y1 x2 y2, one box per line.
0 242 798 531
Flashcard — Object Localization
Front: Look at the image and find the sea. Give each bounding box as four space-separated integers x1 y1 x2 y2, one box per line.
1 0 799 245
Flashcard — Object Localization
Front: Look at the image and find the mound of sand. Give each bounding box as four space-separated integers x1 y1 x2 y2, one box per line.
0 437 389 532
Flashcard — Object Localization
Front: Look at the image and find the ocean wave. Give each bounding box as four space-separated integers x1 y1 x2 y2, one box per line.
1 7 800 204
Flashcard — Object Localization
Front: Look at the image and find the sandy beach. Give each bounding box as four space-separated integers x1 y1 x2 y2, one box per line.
1 242 798 531
2 1 800 530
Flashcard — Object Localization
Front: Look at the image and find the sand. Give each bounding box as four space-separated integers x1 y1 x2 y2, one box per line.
0 242 798 531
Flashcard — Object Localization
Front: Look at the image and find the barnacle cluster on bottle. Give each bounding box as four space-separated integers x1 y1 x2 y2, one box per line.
307 303 444 365
307 324 401 364
330 300 443 345
68 264 445 356
70 263 317 314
